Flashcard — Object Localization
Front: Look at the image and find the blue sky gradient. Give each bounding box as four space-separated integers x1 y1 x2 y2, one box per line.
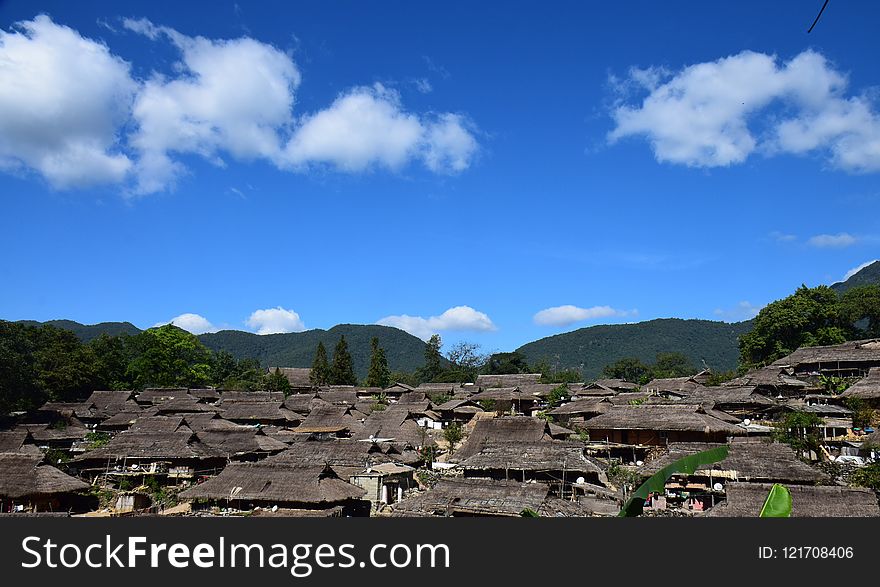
1 1 879 354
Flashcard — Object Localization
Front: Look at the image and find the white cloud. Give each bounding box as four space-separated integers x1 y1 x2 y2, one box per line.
156 313 217 334
609 50 880 172
713 301 762 321
126 18 301 194
245 306 306 335
842 259 879 281
0 15 136 188
533 305 635 327
769 231 797 243
808 232 858 248
0 15 479 195
283 84 477 174
377 305 496 340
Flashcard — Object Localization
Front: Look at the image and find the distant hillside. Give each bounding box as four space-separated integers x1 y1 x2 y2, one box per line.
831 260 880 293
15 320 430 379
516 318 754 380
199 324 429 378
14 319 142 342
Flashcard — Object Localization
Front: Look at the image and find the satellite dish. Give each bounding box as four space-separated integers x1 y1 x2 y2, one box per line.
713 482 723 491
575 476 586 485
636 460 644 466
271 505 278 512
743 419 751 426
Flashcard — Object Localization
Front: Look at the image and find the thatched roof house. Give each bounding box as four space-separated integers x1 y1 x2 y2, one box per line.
220 391 285 403
476 373 542 388
0 430 42 456
267 367 312 389
706 482 880 517
135 388 190 405
642 439 827 485
391 478 551 517
297 405 363 436
771 339 880 377
195 429 289 460
0 454 89 512
643 376 701 396
840 367 880 402
582 404 745 445
355 405 433 448
72 430 224 470
220 402 299 425
453 416 549 461
179 463 369 515
458 441 605 487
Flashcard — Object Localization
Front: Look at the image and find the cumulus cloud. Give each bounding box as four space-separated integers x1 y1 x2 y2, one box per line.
0 15 136 188
533 305 636 327
155 313 217 334
808 232 858 248
377 305 496 340
609 50 880 172
842 259 879 281
284 84 477 174
125 18 301 193
0 15 479 194
245 306 306 335
713 301 762 321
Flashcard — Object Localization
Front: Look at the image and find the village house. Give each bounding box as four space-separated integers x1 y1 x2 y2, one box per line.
706 482 880 517
840 367 880 407
266 367 313 392
582 404 745 448
0 453 92 513
179 462 371 516
770 338 880 378
348 462 416 511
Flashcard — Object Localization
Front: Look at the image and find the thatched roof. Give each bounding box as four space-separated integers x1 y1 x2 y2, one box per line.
397 391 429 404
841 367 880 399
476 373 542 388
196 429 289 458
188 388 221 401
354 406 433 447
129 415 189 434
726 366 809 389
316 389 360 405
643 376 701 395
220 402 299 423
283 394 318 414
100 411 149 429
0 454 89 498
685 385 775 407
74 430 223 462
459 441 602 476
179 463 366 504
18 422 89 443
136 388 191 404
268 367 312 387
642 439 827 484
391 478 550 517
548 399 609 416
468 387 536 402
297 405 362 434
706 482 880 517
220 391 285 403
582 405 744 434
155 396 218 414
265 440 396 478
0 430 36 454
453 416 549 461
589 379 638 392
772 339 880 369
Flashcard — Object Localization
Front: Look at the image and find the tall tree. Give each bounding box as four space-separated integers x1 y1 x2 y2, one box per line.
417 334 444 383
329 335 357 386
484 351 530 375
310 341 330 386
125 324 213 389
265 367 293 395
366 337 391 388
739 285 847 368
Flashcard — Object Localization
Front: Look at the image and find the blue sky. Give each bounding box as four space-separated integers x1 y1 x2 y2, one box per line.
1 1 879 354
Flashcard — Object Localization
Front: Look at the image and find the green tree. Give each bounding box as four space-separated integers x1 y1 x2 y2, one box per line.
366 337 391 388
441 341 486 382
484 351 530 375
265 367 293 395
310 341 330 386
443 422 463 455
739 285 846 369
773 411 824 456
545 384 570 408
125 325 213 389
329 335 357 386
651 352 697 378
417 334 444 383
602 357 653 384
840 284 880 338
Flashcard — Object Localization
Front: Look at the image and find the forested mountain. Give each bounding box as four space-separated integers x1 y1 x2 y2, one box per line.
516 318 753 380
15 320 141 342
831 260 880 293
198 324 429 377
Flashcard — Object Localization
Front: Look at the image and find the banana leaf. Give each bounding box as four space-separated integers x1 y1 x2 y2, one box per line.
618 445 730 517
758 483 792 517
